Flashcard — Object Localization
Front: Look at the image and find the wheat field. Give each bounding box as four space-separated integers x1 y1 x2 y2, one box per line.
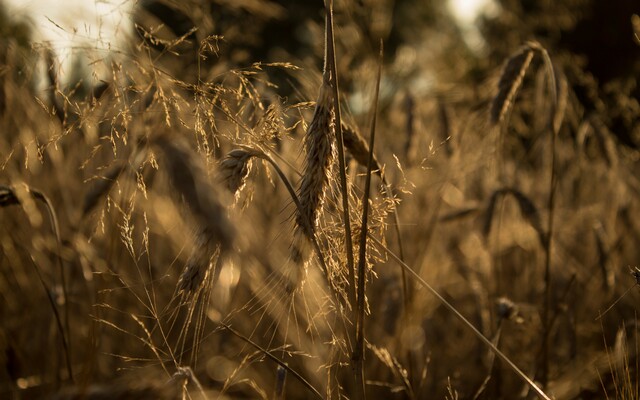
1 1 639 399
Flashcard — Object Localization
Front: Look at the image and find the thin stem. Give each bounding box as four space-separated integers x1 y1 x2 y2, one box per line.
369 234 552 400
325 0 356 311
27 255 74 382
255 150 352 346
257 152 330 279
221 323 323 400
31 188 71 378
541 47 558 390
352 41 383 400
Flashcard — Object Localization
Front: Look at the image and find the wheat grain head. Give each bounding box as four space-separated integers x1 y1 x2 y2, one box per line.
152 133 236 253
491 42 539 124
295 83 336 241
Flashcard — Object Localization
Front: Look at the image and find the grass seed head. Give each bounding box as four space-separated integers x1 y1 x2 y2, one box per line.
491 43 538 124
219 148 261 196
295 83 336 240
342 121 382 176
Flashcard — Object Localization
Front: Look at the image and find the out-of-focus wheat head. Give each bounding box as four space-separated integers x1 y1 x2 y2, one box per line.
151 133 235 252
151 133 237 296
491 42 538 125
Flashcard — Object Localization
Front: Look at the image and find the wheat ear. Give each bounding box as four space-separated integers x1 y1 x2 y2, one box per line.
295 82 335 240
341 121 382 175
152 134 236 252
483 187 546 247
491 42 539 124
219 147 262 197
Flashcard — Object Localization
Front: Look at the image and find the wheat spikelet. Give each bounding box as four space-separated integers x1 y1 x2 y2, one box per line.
152 133 235 253
295 83 335 240
219 148 261 196
341 121 382 176
178 231 222 295
491 42 538 124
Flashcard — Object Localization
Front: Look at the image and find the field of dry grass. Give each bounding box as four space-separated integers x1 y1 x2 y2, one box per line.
1 0 639 399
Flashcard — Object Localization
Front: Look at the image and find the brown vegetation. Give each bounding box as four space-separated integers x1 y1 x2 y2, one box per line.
1 0 639 399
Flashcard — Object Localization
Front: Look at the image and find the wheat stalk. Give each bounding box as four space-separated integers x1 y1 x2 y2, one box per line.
0 184 73 382
491 41 559 388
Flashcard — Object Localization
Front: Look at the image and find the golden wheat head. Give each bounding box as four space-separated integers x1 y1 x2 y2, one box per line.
295 83 336 240
219 148 261 197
